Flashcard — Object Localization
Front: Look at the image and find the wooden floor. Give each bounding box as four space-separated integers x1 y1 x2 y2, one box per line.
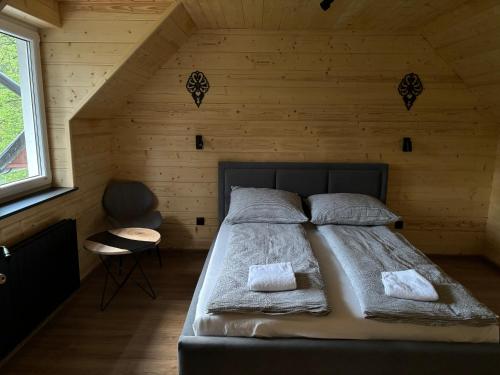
1 252 499 375
1 251 206 375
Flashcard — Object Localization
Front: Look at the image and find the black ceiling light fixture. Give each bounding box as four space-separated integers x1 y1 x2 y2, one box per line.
320 0 335 11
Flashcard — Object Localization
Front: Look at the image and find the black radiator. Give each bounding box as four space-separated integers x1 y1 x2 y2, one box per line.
0 219 80 359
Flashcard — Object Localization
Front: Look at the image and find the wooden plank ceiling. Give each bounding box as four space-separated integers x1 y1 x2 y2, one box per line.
181 0 470 31
74 2 196 118
423 0 500 123
54 1 470 32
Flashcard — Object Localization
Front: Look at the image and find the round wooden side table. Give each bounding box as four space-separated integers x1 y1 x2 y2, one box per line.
84 228 161 311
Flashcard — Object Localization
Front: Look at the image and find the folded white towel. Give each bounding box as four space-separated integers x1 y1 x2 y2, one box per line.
247 262 297 292
381 269 439 302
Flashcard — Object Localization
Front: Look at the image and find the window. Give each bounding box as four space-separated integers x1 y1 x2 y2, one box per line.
0 17 51 201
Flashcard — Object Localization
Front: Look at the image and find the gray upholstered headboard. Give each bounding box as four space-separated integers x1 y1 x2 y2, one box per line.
218 162 388 224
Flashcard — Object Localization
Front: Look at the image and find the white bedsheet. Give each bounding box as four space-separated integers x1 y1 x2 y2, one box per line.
193 223 499 343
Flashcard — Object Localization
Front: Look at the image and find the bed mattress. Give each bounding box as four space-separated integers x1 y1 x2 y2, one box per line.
193 223 499 343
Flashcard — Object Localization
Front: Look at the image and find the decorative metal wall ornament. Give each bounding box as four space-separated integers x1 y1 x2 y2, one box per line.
186 71 210 107
398 73 423 110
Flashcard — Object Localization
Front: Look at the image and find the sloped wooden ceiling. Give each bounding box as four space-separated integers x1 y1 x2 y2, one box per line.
68 0 487 120
51 0 500 263
422 0 500 123
420 0 500 265
181 0 470 31
73 2 196 119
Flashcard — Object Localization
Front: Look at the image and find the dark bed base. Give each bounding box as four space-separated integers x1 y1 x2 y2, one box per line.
178 243 499 375
178 162 500 375
179 336 499 375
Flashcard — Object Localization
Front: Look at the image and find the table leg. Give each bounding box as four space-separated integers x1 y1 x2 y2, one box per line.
99 253 156 311
133 252 157 299
100 256 110 310
155 245 163 268
99 255 138 311
118 255 123 275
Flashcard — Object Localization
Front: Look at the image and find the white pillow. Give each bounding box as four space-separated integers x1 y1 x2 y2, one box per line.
225 187 308 224
306 193 400 225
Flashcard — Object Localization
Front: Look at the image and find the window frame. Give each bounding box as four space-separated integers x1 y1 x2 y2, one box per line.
0 16 51 203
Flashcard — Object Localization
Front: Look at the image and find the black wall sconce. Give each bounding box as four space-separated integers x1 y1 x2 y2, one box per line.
402 137 412 152
320 0 334 11
196 135 204 150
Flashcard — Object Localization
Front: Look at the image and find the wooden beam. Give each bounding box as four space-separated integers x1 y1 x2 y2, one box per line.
1 0 61 28
73 2 197 119
0 0 8 12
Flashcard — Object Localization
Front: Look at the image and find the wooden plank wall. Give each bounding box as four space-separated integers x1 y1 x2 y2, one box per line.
0 1 170 277
43 1 170 188
76 3 196 118
421 0 500 265
487 143 500 265
112 29 498 254
3 1 499 267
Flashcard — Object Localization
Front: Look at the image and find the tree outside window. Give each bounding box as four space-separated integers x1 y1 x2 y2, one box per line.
0 18 51 201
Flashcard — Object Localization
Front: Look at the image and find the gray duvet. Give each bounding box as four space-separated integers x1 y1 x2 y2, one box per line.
207 223 330 315
319 225 498 326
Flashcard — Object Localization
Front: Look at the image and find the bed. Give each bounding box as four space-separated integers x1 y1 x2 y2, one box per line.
178 162 500 375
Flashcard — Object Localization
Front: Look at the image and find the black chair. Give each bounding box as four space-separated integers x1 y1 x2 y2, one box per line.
102 180 163 266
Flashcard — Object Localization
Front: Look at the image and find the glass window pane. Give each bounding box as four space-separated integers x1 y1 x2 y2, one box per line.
0 31 41 187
